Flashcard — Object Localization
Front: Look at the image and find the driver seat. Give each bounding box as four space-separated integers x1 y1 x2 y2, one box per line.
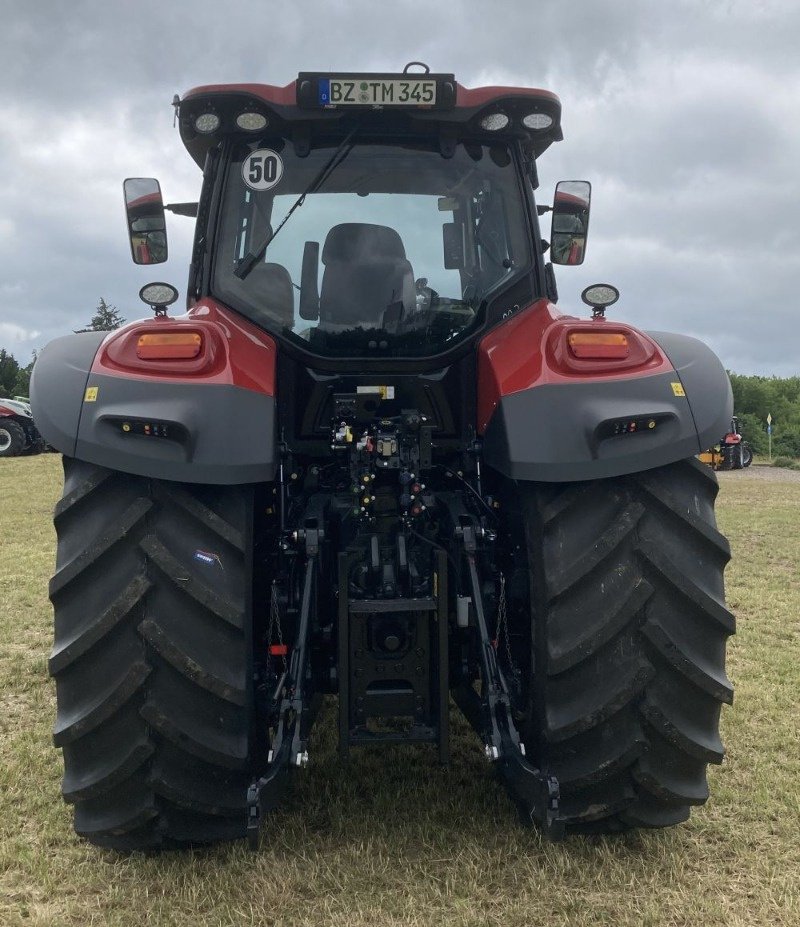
247 262 294 329
318 223 415 331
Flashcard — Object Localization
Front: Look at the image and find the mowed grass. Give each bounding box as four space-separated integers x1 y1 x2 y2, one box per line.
1 456 798 927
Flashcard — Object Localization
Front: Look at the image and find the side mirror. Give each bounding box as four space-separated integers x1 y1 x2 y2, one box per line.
124 178 168 265
550 180 591 266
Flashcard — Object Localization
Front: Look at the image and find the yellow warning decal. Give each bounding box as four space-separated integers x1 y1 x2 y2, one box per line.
671 382 686 397
84 386 98 402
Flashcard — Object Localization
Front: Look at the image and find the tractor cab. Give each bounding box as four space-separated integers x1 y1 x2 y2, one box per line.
126 66 590 361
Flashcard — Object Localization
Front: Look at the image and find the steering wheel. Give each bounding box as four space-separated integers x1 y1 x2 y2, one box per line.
415 277 439 313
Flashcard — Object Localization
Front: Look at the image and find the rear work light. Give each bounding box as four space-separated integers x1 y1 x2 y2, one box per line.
522 112 553 130
194 112 220 134
567 331 629 360
236 111 269 131
480 112 510 131
136 332 203 360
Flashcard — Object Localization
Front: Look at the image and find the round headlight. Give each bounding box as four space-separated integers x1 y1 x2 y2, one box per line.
480 112 510 131
522 112 553 130
139 282 179 308
236 111 268 131
581 284 620 310
194 112 220 134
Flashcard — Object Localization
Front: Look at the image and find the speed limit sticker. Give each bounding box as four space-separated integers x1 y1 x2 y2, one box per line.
242 149 284 191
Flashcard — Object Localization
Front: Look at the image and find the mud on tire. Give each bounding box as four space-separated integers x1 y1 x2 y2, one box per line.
49 458 254 849
519 457 734 832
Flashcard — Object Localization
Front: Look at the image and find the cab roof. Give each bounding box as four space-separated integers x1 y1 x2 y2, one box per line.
177 73 562 168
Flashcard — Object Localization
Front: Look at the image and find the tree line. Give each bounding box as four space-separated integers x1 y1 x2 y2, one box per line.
0 349 36 398
729 373 800 458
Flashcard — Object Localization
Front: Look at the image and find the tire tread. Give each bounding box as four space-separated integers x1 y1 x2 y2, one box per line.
50 458 253 849
520 458 733 832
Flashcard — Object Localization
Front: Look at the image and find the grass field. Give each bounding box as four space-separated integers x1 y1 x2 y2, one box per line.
1 455 798 926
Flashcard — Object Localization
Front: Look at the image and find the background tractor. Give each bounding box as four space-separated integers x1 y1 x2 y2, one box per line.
0 397 45 457
699 416 753 470
31 64 734 849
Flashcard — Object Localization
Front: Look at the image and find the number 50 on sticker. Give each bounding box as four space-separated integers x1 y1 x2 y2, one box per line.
242 149 284 191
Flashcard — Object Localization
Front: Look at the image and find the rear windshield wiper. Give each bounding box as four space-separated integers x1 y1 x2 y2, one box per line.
234 126 360 280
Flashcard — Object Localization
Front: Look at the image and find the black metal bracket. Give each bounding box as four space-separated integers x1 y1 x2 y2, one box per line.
247 527 320 849
337 548 449 763
453 516 564 839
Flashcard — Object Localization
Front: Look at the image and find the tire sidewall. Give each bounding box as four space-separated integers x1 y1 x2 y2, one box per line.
0 420 25 457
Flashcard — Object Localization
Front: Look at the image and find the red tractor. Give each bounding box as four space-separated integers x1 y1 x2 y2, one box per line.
31 65 734 849
699 416 753 470
0 397 45 457
720 416 753 469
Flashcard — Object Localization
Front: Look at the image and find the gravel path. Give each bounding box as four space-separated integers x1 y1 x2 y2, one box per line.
716 464 800 483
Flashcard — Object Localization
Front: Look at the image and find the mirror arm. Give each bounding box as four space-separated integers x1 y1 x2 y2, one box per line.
165 202 199 217
521 144 539 188
545 262 558 303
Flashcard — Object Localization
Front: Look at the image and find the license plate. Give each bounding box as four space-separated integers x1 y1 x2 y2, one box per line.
319 78 437 107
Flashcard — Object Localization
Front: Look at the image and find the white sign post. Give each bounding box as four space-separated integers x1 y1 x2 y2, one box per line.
767 413 772 462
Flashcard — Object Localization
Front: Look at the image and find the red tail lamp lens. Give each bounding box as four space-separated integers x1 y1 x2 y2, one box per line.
568 331 629 359
136 332 203 359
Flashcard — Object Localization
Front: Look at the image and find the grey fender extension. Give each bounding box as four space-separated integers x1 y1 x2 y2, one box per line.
483 335 732 482
31 334 277 484
30 332 108 457
646 331 733 454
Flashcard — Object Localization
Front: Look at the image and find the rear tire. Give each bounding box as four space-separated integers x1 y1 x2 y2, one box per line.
0 420 25 457
517 458 734 832
49 458 254 849
21 436 44 456
741 444 753 468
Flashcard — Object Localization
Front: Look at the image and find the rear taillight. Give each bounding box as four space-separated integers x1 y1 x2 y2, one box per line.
546 320 661 375
567 331 629 360
136 332 203 360
101 320 223 376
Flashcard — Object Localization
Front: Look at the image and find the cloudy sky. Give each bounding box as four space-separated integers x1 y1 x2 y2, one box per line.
1 0 798 375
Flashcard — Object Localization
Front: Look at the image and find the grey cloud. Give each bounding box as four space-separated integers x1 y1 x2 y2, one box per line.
1 0 798 375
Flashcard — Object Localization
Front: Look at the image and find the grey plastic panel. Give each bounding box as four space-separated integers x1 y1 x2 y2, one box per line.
29 332 108 456
73 374 276 484
646 331 734 453
483 360 729 483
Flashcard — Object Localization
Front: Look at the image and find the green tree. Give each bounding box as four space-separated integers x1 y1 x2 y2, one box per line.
729 372 800 459
74 298 125 333
0 349 21 396
737 412 768 456
774 431 800 457
12 352 37 398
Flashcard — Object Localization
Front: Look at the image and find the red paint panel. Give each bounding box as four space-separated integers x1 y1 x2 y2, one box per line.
182 83 298 106
456 85 560 108
478 299 559 432
477 301 673 433
91 299 277 395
